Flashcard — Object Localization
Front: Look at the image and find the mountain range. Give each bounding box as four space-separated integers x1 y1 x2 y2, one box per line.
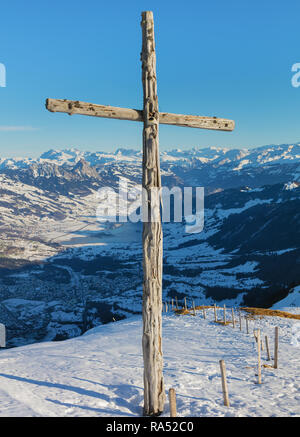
0 143 299 347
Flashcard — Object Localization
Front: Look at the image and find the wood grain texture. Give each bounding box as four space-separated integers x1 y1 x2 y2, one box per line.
265 335 271 361
46 98 235 131
257 329 262 384
141 10 165 416
169 388 177 417
219 360 230 407
274 327 279 369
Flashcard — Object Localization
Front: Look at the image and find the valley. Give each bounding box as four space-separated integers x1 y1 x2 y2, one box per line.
0 143 299 347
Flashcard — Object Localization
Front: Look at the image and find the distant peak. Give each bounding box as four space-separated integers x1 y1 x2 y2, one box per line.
115 148 140 156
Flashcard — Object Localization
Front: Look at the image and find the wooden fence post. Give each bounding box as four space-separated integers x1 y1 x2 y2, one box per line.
253 329 258 342
192 300 196 316
202 305 206 319
265 335 271 361
214 304 217 322
231 308 235 328
239 311 242 331
246 317 249 334
257 329 262 384
184 297 187 310
169 388 177 417
219 360 230 407
223 305 226 324
274 327 279 369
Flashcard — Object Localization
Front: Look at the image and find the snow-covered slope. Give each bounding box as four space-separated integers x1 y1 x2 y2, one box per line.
0 308 299 417
272 286 300 309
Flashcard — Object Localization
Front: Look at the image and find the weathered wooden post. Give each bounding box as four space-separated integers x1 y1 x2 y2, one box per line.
169 388 177 417
223 305 226 324
219 360 230 407
231 307 235 328
141 11 165 415
192 300 196 316
0 323 5 348
202 305 206 319
253 329 258 342
214 303 217 322
184 297 187 310
265 335 271 361
246 317 249 334
256 329 262 384
239 311 242 331
274 327 279 369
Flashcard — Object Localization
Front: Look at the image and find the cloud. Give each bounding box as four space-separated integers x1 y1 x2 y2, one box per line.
0 126 38 132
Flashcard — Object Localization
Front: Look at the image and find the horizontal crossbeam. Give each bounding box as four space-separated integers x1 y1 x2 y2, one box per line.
46 98 235 131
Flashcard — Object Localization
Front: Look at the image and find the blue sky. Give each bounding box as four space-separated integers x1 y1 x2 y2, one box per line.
0 0 299 157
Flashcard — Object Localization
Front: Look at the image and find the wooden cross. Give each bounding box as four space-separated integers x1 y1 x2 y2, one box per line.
45 11 235 416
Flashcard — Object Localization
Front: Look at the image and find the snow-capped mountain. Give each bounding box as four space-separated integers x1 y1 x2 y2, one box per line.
0 143 299 347
2 143 300 169
1 143 300 195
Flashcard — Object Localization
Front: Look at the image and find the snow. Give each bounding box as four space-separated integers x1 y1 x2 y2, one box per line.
284 182 300 191
272 286 300 309
233 159 251 171
0 307 299 417
2 143 300 170
215 198 273 220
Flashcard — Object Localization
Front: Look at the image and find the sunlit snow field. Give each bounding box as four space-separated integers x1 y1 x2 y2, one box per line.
0 304 299 417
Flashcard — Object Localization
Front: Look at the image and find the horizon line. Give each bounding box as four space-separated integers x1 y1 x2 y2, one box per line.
1 141 300 160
